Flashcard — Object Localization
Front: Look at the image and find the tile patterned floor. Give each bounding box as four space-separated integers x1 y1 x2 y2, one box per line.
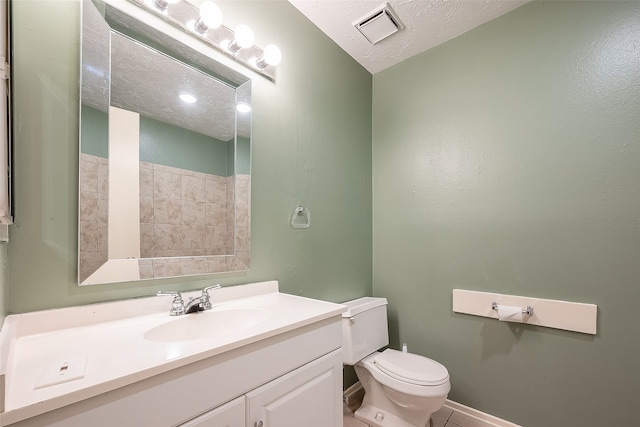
343 402 498 427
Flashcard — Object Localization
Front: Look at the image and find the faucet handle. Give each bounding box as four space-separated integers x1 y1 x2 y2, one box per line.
201 284 221 310
156 291 185 316
203 284 221 295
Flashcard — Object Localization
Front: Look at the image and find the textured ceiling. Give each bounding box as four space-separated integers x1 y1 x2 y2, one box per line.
110 32 237 141
289 0 530 74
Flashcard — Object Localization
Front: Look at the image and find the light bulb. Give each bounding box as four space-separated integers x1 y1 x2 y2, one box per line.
234 25 255 48
254 45 281 70
255 44 281 69
152 0 179 12
193 2 222 34
199 2 222 29
263 44 282 66
224 25 255 54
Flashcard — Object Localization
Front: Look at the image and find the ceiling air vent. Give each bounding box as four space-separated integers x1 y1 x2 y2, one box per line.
353 3 404 45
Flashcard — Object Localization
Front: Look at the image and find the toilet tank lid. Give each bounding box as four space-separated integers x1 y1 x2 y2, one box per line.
341 297 388 318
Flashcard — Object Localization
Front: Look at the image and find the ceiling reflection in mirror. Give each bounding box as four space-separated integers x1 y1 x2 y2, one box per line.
79 0 251 286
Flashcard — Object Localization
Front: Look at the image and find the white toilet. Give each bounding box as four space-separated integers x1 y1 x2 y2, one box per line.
342 297 451 427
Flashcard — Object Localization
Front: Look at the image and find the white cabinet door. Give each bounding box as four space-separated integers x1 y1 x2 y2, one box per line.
246 349 343 427
179 396 245 427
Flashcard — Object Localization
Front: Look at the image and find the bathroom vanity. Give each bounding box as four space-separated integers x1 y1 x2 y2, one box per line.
0 281 345 427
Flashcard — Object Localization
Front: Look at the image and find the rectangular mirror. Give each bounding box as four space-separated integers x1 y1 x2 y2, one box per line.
78 0 251 285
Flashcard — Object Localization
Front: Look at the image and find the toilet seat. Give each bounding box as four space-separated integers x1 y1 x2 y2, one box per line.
374 349 449 386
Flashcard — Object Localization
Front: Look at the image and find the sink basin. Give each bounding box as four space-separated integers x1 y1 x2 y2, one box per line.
144 307 271 342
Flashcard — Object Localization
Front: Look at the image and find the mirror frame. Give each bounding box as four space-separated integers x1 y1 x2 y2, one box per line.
78 0 251 286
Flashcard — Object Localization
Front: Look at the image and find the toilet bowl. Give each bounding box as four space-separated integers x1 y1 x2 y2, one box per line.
342 297 451 427
354 349 450 427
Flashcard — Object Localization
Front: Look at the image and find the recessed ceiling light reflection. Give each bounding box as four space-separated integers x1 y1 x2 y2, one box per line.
236 102 251 113
179 93 197 104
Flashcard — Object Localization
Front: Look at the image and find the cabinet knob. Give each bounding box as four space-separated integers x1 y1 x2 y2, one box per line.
255 422 263 427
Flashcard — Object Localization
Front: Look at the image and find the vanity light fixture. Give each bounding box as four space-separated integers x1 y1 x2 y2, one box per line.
254 44 282 70
192 1 222 34
130 0 281 81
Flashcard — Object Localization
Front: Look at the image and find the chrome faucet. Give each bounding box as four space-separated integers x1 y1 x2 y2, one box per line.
156 285 222 316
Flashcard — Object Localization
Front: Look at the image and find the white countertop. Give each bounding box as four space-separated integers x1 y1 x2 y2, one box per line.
0 281 346 426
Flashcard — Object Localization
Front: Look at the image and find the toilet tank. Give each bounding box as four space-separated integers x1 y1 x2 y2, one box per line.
341 297 389 365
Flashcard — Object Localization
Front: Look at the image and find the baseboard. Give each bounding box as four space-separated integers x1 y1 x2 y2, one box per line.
344 382 521 427
443 400 522 427
344 381 362 398
343 381 365 412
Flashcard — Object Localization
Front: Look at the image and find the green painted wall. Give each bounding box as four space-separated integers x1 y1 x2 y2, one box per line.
9 0 372 312
81 106 235 176
372 2 640 426
236 136 251 175
139 115 231 176
80 105 108 158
